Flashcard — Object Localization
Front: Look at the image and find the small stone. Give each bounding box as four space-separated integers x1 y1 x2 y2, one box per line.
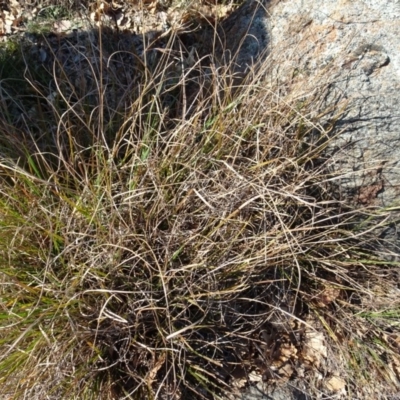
326 376 346 393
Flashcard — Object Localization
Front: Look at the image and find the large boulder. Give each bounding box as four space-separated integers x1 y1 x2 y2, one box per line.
266 0 400 209
215 0 270 76
218 0 400 398
219 0 400 257
267 0 400 264
221 0 400 206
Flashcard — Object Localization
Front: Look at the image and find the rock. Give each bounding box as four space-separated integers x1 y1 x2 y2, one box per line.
265 0 400 261
217 0 400 260
215 0 271 77
266 0 400 210
326 376 346 393
231 383 311 400
215 0 400 398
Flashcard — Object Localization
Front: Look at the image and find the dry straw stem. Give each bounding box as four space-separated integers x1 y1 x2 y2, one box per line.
0 5 399 400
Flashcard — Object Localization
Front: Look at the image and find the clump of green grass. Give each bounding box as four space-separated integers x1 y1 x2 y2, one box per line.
0 12 399 400
25 5 73 35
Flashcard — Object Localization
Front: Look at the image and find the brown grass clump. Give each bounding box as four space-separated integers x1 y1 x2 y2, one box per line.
0 3 399 400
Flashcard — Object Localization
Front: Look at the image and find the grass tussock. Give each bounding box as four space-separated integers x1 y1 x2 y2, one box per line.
0 10 399 400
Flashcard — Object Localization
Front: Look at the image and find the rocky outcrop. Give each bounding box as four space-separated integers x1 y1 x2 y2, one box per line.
222 0 400 207
219 0 400 255
218 0 400 398
266 0 400 209
266 0 400 264
215 0 271 76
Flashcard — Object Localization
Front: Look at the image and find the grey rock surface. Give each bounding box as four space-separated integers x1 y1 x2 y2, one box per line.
234 0 400 238
231 382 312 400
217 0 400 398
266 0 400 264
217 0 400 208
267 0 400 209
216 0 271 76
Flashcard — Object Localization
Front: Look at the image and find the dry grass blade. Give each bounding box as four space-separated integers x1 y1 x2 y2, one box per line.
0 2 399 400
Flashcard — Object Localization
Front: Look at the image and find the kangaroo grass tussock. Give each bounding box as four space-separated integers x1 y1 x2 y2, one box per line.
0 16 399 400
